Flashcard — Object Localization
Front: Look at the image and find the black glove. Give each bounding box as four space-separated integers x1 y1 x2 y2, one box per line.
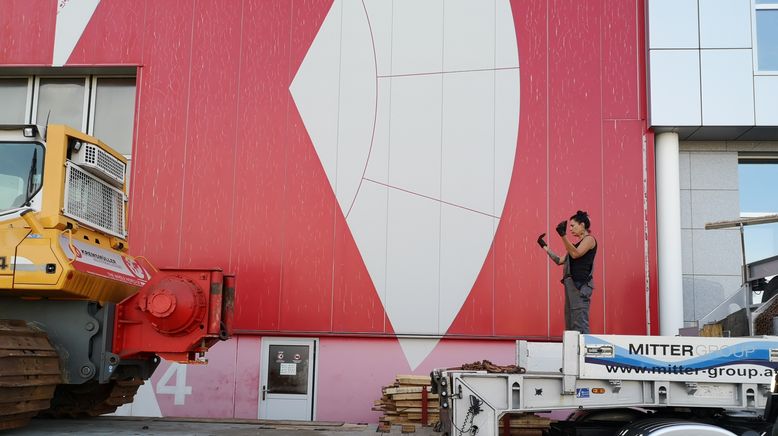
555 220 567 236
537 233 547 248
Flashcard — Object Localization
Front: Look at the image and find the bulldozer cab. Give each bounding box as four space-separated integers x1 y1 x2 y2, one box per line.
0 126 44 214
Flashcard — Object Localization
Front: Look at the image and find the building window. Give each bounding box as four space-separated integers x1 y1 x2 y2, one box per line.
0 78 31 124
0 74 136 157
738 158 778 263
90 77 137 156
34 77 89 131
754 0 778 72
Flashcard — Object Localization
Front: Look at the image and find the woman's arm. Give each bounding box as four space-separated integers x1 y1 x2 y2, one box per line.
562 235 595 259
544 246 566 265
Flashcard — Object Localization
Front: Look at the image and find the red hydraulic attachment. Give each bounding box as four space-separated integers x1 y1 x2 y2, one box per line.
113 268 236 362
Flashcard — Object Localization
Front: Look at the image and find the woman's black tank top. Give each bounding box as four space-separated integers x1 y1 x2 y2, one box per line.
570 237 597 283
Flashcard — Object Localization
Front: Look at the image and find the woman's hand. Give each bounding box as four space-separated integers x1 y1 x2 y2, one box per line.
555 220 567 236
537 233 547 248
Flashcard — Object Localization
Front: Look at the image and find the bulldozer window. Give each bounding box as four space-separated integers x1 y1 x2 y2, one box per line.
0 142 44 212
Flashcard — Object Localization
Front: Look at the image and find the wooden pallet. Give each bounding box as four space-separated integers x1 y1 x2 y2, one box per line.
374 374 439 433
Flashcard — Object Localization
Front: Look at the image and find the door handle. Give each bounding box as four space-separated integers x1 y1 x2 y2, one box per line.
261 385 267 401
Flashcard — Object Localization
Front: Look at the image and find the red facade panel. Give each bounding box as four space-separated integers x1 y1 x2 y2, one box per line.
178 0 241 270
602 119 649 333
128 0 195 265
602 0 640 120
0 0 56 65
67 0 144 65
490 0 550 338
231 0 294 331
1 0 655 340
277 0 337 332
547 0 606 334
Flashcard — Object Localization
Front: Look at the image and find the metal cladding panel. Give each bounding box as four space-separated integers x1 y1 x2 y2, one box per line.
178 1 241 270
0 0 656 344
602 120 650 334
488 0 549 338
548 0 606 334
128 0 195 265
66 0 144 65
0 0 56 65
603 0 640 120
231 0 293 332
277 1 340 333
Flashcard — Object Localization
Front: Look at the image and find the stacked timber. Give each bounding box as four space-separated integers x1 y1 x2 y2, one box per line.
374 375 439 433
498 413 552 436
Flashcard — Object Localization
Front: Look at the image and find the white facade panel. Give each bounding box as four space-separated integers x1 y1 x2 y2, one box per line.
388 74 443 200
690 189 740 228
691 228 742 276
363 0 393 77
755 76 778 125
385 189 441 334
679 152 691 189
364 78 392 184
648 50 701 126
347 181 389 308
443 0 495 72
699 0 752 49
441 70 495 215
700 49 755 126
391 0 444 75
689 152 739 190
494 68 520 217
495 0 520 69
438 203 495 333
648 0 699 49
336 0 379 212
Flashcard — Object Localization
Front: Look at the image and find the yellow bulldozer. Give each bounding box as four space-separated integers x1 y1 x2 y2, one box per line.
0 125 234 430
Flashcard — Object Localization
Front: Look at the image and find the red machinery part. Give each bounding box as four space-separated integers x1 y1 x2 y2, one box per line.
113 268 234 362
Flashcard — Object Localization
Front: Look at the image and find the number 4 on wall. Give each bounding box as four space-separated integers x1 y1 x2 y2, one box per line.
155 363 192 405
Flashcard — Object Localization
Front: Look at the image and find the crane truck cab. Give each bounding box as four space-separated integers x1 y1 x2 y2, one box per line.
0 125 235 431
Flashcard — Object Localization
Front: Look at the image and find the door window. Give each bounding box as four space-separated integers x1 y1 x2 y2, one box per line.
267 344 310 395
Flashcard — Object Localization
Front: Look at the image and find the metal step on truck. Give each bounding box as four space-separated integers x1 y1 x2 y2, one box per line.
431 331 778 436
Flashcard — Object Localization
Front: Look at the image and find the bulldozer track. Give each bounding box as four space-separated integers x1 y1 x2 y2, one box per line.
44 377 144 418
0 320 62 431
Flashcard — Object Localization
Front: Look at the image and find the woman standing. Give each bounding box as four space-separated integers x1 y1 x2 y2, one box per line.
537 210 597 333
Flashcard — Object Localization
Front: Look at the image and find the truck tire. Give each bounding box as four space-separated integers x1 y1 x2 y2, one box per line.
618 418 736 435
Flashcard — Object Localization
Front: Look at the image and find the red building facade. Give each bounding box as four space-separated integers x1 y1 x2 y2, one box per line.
1 0 656 422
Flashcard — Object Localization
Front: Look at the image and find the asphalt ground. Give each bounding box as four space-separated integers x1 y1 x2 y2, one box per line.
5 417 439 436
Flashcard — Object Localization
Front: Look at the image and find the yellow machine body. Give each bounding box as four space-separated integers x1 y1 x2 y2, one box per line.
0 125 145 303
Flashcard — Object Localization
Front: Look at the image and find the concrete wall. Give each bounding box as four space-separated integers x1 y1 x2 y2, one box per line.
680 141 778 325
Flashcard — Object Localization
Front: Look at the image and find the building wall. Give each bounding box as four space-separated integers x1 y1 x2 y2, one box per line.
647 0 778 133
0 0 654 341
679 141 778 326
679 145 742 323
116 336 517 423
1 0 655 423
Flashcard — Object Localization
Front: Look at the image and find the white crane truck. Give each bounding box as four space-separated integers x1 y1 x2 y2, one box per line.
432 331 778 436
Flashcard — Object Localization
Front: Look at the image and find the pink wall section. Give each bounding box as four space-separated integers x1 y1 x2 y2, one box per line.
315 337 516 423
0 0 655 337
145 336 515 423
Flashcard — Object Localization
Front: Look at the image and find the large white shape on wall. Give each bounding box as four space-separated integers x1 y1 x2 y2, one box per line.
290 0 520 369
53 0 101 66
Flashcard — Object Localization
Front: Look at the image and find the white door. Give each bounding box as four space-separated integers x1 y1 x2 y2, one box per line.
259 338 317 420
